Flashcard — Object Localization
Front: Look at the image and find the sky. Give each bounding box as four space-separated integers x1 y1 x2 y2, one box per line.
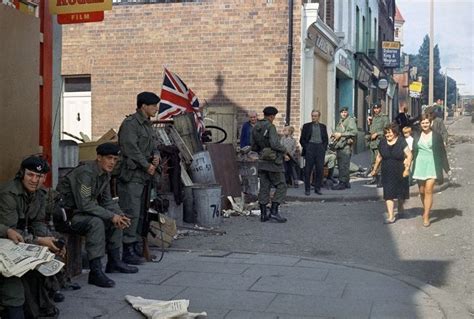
396 0 474 95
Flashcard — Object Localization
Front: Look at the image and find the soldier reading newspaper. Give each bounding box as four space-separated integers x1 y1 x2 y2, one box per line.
0 156 64 318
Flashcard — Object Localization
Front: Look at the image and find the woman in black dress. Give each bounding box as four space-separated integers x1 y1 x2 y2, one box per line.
370 123 412 224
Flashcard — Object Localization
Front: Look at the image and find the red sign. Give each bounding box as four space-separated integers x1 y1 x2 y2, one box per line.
57 11 104 24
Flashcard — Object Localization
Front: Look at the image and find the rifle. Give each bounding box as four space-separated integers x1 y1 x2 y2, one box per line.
141 179 153 262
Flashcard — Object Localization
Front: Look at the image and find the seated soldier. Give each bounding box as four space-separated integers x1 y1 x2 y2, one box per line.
56 143 137 288
0 156 62 319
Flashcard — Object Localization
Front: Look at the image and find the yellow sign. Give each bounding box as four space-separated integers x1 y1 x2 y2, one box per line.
382 41 401 49
409 81 423 93
49 0 112 15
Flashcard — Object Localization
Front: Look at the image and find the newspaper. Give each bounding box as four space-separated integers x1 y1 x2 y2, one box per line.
0 239 64 278
125 296 207 319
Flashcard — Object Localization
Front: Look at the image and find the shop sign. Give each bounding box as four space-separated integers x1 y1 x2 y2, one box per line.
49 0 112 15
307 24 336 62
337 52 352 77
409 81 422 93
57 11 104 24
382 41 401 68
357 63 371 88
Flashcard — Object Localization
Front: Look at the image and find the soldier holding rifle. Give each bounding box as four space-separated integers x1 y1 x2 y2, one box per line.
56 143 138 289
117 92 161 264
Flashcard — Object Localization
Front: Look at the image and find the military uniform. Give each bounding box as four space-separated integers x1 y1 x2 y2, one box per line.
333 116 357 185
117 111 158 247
251 107 287 223
57 161 122 261
368 113 390 169
0 172 58 317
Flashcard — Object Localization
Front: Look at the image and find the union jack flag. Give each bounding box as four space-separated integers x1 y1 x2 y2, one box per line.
159 68 205 136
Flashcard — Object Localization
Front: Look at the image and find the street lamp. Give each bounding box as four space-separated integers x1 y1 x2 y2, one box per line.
443 67 461 121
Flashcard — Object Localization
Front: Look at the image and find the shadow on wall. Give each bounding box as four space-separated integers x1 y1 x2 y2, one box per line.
203 73 249 145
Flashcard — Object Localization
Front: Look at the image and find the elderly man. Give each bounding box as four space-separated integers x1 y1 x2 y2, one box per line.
0 156 61 318
331 107 357 190
57 143 138 288
300 110 329 195
117 92 161 265
251 106 287 223
240 111 258 148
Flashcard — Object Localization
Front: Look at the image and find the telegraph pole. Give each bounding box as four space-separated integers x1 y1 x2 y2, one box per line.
428 0 434 105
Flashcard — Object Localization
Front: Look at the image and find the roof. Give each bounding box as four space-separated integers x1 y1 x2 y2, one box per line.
395 6 405 23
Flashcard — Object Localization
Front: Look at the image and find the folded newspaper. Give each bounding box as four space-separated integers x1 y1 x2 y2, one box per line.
125 296 207 319
0 239 64 278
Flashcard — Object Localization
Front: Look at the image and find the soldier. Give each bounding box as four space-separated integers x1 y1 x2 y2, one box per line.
251 106 287 223
56 143 138 288
331 107 357 190
367 103 389 187
117 91 161 265
0 156 61 318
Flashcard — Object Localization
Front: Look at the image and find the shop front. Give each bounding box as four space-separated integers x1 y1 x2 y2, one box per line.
335 49 354 119
301 3 339 128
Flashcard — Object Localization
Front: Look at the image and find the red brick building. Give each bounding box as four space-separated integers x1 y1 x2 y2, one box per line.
61 1 303 142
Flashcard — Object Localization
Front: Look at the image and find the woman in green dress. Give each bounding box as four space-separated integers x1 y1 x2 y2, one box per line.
412 113 450 227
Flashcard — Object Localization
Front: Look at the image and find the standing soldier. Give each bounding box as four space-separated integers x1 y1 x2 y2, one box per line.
251 106 287 223
56 143 138 288
117 91 161 265
331 107 357 190
0 156 61 318
367 103 389 186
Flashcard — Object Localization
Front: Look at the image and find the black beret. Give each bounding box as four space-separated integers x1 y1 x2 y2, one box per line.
340 107 349 112
263 106 278 116
21 156 50 174
137 91 160 107
96 143 120 156
372 103 382 108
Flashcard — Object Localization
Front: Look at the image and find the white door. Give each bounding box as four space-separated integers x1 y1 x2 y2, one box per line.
62 91 92 141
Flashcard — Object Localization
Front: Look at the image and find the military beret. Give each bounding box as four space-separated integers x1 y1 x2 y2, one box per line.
263 106 278 116
96 142 120 156
340 107 349 112
21 156 50 174
372 103 382 108
137 91 160 107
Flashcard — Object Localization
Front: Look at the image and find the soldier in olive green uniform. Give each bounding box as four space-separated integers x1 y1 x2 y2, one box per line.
0 156 60 319
251 106 287 223
331 107 357 190
117 92 161 265
367 103 389 186
57 143 138 288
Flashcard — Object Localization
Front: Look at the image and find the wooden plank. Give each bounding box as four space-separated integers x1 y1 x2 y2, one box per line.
167 125 193 164
180 162 194 186
207 144 242 209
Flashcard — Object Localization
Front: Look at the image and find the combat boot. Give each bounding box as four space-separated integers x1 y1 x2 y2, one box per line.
269 202 287 223
259 203 269 222
122 243 145 265
105 248 139 274
133 241 156 260
88 258 115 288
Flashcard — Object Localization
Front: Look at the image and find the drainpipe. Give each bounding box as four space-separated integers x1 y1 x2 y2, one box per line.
285 0 294 126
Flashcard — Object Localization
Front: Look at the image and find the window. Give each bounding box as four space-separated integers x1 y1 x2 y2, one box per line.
395 27 399 38
356 6 360 51
64 76 91 92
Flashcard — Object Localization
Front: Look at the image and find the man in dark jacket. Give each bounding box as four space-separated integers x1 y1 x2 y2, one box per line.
56 143 138 288
251 106 287 223
300 110 329 195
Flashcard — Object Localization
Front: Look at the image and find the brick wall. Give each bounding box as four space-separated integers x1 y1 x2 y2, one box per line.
62 0 302 139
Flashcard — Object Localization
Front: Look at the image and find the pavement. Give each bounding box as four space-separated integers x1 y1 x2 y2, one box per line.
55 117 471 319
56 249 471 319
